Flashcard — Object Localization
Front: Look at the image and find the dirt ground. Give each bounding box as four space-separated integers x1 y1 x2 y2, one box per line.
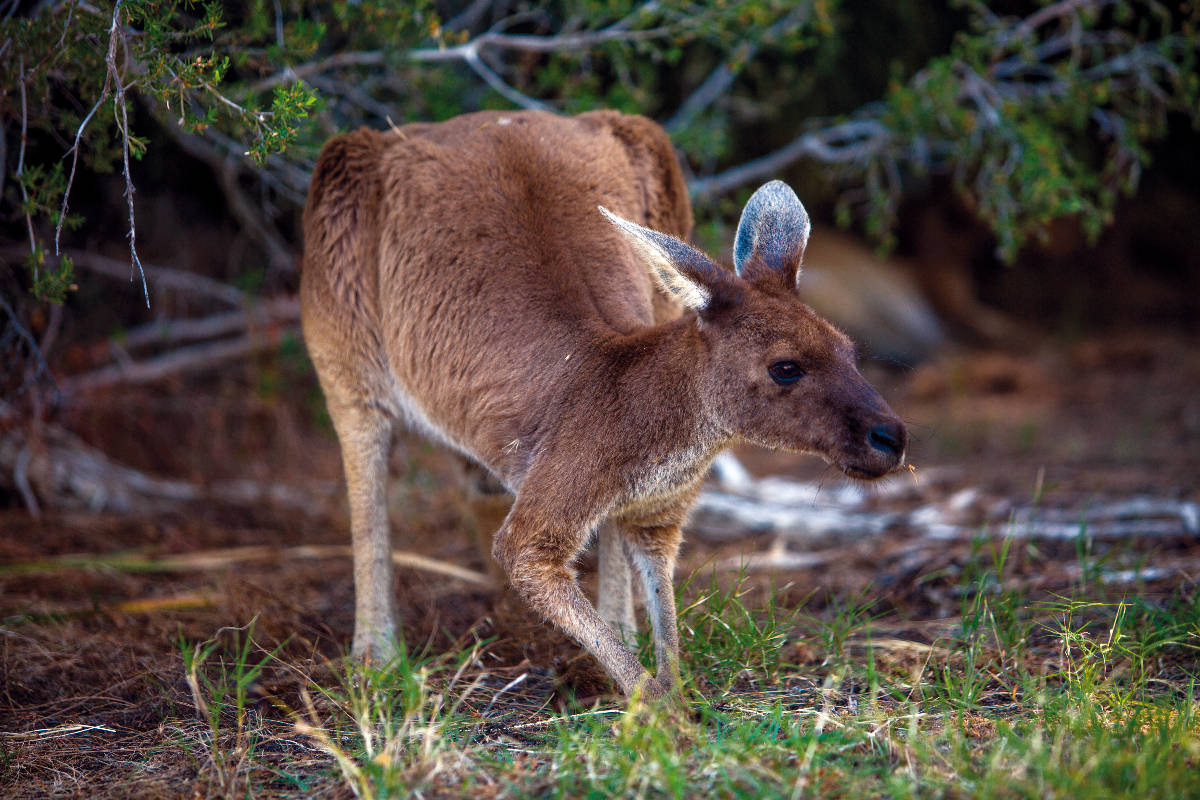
1 327 1198 797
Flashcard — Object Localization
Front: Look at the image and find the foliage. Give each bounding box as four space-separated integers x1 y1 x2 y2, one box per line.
870 0 1200 259
0 0 1197 325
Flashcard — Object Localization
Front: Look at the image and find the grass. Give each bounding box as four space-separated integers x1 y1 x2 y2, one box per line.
166 538 1200 800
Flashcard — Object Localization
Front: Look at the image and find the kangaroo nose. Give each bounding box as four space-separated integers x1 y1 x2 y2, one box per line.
867 423 904 457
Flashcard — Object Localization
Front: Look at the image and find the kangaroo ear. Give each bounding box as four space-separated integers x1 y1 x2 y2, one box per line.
733 180 810 287
600 206 727 313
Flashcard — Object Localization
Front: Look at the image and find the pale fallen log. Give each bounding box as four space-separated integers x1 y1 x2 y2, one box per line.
718 540 838 572
0 423 334 516
690 489 899 543
697 453 1199 544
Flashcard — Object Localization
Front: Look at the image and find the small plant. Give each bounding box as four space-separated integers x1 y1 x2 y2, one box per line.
179 619 287 796
294 638 487 799
799 587 881 669
675 567 801 692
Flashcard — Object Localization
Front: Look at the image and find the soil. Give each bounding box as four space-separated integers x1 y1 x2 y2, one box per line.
1 327 1198 798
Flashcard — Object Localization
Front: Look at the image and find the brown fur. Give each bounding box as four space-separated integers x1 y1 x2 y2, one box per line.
301 110 906 698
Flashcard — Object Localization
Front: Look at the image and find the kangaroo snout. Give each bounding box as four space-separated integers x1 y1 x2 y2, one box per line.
867 421 906 458
846 415 907 479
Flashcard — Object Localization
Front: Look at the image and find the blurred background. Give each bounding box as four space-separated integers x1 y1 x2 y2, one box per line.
3 0 1198 505
1 1 1199 791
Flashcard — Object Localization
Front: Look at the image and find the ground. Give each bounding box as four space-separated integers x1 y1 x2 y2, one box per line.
1 328 1198 798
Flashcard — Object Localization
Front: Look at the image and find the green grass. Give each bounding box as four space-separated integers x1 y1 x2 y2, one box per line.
176 548 1200 799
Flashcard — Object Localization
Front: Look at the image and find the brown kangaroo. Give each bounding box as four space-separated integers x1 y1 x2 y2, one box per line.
300 110 906 698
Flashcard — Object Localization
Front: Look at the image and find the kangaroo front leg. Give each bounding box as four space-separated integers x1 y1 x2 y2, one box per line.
596 520 637 647
493 508 661 698
625 525 683 693
329 402 397 662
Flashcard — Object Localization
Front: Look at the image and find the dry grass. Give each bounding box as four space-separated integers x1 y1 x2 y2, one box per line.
3 330 1199 797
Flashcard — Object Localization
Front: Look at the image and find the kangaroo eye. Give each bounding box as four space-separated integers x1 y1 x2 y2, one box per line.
768 361 805 385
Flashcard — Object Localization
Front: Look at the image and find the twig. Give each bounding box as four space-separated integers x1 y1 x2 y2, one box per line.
460 45 550 112
665 4 811 133
164 122 296 271
214 156 296 273
249 5 670 96
55 2 122 256
54 94 107 256
5 544 494 587
117 297 298 351
18 248 246 306
996 0 1120 51
16 57 36 261
103 0 149 306
689 118 891 199
0 292 57 401
14 443 40 517
0 724 117 742
444 0 494 33
61 330 293 395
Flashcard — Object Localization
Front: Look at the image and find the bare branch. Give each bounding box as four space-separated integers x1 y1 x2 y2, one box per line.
61 328 296 396
249 4 669 99
0 293 58 402
309 76 396 122
214 159 296 273
0 421 336 517
665 4 811 133
444 0 495 33
106 0 149 307
689 119 891 199
117 297 299 351
16 57 36 260
55 1 121 256
159 124 297 273
686 0 1191 210
54 94 107 256
996 0 1120 51
460 45 550 112
7 248 247 306
13 443 40 517
247 50 387 95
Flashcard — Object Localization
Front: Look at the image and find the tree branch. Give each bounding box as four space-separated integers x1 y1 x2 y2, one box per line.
0 293 58 402
665 4 811 133
107 0 149 307
248 3 669 100
163 126 297 273
55 0 122 257
116 297 298 351
689 118 891 199
61 329 295 396
8 248 248 306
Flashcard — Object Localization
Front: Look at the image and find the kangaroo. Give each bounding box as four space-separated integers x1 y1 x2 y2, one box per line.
300 110 906 698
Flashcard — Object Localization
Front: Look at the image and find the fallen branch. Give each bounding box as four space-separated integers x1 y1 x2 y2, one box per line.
0 421 333 516
4 591 217 625
692 452 1200 545
63 329 296 396
116 297 299 351
2 544 494 587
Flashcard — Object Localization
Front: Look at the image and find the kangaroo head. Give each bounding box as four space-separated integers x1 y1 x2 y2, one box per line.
601 181 907 479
